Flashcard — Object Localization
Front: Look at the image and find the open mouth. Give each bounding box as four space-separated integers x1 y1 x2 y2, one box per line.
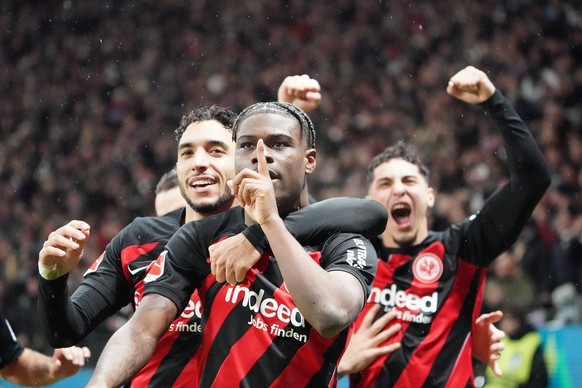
189 177 216 189
391 203 411 225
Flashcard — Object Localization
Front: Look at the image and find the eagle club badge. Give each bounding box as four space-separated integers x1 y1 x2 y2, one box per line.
412 253 443 284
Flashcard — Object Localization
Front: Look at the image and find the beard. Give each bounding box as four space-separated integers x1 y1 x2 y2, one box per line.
182 186 235 215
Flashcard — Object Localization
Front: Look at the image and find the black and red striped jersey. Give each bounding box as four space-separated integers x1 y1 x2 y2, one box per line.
348 91 550 388
144 206 378 387
70 208 199 387
38 197 387 387
352 229 487 387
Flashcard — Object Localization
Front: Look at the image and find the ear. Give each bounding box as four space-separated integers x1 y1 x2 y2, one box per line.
304 149 317 175
426 187 436 209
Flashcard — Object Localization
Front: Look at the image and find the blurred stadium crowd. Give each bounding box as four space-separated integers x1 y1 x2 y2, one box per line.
1 0 581 365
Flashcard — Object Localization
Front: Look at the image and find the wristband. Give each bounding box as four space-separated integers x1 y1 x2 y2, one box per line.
242 225 268 255
38 261 63 280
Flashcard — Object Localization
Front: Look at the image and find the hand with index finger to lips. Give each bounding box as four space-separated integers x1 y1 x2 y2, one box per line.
228 139 279 225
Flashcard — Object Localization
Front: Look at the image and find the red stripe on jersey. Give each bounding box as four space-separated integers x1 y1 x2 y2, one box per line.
198 250 335 386
209 262 307 386
194 255 267 385
211 317 283 386
394 258 478 387
212 279 288 385
120 242 160 283
131 289 203 387
272 326 337 387
194 279 237 383
131 339 176 387
445 333 472 388
351 255 408 386
376 253 409 285
472 268 487 328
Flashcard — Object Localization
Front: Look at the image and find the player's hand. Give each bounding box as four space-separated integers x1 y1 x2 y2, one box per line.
38 220 91 280
473 310 505 377
51 346 91 380
228 139 279 226
338 304 401 376
446 66 495 104
209 233 262 285
277 74 322 112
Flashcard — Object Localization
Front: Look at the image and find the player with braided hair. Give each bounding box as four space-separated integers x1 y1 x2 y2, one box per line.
231 101 316 149
87 101 383 387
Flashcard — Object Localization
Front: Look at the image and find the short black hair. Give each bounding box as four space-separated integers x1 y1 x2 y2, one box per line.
174 105 237 142
231 102 316 149
366 140 430 189
155 168 179 194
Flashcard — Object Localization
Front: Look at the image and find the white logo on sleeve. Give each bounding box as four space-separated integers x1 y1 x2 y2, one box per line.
346 238 368 269
412 253 443 284
144 251 166 283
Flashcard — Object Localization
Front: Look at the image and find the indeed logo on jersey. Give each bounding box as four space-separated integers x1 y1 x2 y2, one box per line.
168 299 203 333
369 284 438 324
134 287 202 320
224 285 305 328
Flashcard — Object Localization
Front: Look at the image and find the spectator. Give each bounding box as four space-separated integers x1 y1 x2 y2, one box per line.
483 308 549 388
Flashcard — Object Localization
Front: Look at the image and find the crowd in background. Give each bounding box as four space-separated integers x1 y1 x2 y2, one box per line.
1 0 581 366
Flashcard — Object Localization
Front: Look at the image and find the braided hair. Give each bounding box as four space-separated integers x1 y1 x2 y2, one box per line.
231 102 316 149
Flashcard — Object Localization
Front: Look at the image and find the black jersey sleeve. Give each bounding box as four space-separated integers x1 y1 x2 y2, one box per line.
142 222 212 314
319 233 378 302
38 275 129 348
461 90 551 266
242 198 388 254
0 310 24 369
38 227 134 347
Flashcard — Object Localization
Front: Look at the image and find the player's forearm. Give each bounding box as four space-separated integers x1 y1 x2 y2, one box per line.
244 198 388 254
87 294 175 387
0 348 58 386
480 90 551 190
38 277 96 347
261 217 361 337
467 92 551 260
285 197 388 240
87 322 157 387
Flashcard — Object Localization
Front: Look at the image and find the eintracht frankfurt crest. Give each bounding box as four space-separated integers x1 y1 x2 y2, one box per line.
412 253 443 284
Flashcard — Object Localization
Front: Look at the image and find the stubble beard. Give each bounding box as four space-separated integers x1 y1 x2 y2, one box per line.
182 186 235 215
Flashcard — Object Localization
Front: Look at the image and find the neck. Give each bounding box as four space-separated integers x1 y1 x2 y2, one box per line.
381 225 429 248
184 199 238 224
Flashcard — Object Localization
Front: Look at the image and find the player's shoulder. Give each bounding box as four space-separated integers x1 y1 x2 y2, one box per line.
115 208 184 244
180 206 245 237
319 232 374 252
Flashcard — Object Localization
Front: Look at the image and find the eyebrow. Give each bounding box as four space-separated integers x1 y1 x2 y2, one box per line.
178 140 231 150
237 133 295 142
